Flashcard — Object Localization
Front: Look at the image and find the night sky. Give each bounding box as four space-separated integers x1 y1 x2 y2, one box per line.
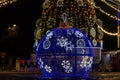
0 0 118 60
0 0 44 59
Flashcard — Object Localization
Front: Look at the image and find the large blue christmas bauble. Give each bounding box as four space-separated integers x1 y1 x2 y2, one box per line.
35 28 93 78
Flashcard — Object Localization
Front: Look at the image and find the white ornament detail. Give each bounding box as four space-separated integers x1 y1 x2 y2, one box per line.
75 31 83 38
67 29 74 35
62 13 67 23
92 39 97 46
65 67 73 73
46 31 53 39
76 39 86 47
66 41 74 51
80 56 93 69
43 40 51 49
87 17 95 27
61 60 71 69
38 58 44 68
98 29 103 39
44 65 52 73
61 60 73 73
57 37 68 47
90 28 96 37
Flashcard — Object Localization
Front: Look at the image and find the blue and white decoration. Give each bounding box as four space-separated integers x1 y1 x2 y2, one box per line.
35 28 94 78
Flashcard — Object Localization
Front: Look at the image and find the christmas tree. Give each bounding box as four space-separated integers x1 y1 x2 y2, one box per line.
34 0 103 48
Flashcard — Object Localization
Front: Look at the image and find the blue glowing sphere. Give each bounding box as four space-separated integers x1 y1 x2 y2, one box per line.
35 28 93 78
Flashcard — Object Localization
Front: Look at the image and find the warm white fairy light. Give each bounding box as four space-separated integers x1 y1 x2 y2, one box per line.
118 26 120 48
97 24 118 36
94 5 120 21
101 0 120 12
0 0 16 8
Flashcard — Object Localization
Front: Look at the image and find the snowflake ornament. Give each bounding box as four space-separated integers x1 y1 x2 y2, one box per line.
61 60 73 73
46 31 53 40
36 28 94 78
65 67 73 73
61 60 71 69
38 58 44 68
57 37 68 47
67 29 74 35
80 56 92 69
75 31 83 38
66 41 74 51
44 65 52 73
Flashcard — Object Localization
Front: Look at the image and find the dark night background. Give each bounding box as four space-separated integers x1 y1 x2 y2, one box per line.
0 0 118 60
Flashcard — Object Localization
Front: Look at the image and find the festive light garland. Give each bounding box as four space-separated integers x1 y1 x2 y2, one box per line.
101 0 120 12
108 0 120 7
0 0 16 8
97 24 118 36
94 5 120 21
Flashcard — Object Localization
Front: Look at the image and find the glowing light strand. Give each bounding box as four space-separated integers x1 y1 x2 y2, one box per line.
94 5 120 21
101 0 120 12
97 24 118 36
0 0 16 8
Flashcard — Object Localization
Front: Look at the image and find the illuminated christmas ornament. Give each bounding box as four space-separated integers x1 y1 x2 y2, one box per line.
90 27 96 37
35 28 94 78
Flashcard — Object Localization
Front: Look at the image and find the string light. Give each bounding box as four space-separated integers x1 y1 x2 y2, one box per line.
101 0 120 12
94 5 120 21
0 0 16 8
97 24 118 36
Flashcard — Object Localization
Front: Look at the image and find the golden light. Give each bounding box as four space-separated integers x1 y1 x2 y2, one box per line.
118 26 120 48
117 12 120 48
0 0 16 8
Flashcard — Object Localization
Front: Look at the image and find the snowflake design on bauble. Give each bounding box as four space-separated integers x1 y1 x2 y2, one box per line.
57 37 68 47
66 41 74 51
44 65 52 73
61 60 70 69
75 31 83 38
61 60 73 73
46 31 53 40
38 58 44 68
65 67 73 73
67 29 74 35
80 56 93 69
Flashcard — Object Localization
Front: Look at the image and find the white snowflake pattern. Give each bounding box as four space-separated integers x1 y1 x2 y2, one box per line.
61 60 73 73
38 58 44 68
75 31 83 38
61 60 70 69
46 32 53 40
65 67 73 73
80 56 93 69
44 65 52 73
67 29 74 35
57 37 68 47
66 41 74 51
87 57 93 68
